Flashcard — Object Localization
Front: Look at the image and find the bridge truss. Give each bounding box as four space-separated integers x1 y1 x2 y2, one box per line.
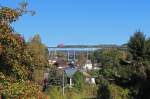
48 44 127 61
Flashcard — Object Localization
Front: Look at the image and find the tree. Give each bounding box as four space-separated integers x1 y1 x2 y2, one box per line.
77 53 87 66
48 66 67 86
128 31 146 61
0 6 30 79
127 31 150 78
73 71 85 91
145 38 150 60
91 49 125 66
0 2 46 98
0 2 36 80
95 49 132 99
90 50 102 64
56 52 66 60
127 31 150 99
27 34 49 69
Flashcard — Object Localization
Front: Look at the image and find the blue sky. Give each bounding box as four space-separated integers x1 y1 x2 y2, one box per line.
1 0 150 46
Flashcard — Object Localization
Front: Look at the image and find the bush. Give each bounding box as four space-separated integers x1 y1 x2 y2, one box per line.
97 83 129 99
72 71 85 91
0 80 42 98
97 81 110 99
109 84 129 99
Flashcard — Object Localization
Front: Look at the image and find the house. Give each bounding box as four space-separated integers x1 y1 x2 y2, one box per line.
53 59 68 69
83 60 93 70
48 59 56 65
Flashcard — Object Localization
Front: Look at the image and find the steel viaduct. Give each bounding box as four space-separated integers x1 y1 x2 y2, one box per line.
48 44 127 61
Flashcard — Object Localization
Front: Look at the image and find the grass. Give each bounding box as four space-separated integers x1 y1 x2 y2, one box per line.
44 84 98 99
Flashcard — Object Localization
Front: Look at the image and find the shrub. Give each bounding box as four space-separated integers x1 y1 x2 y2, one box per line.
72 71 85 91
97 83 129 99
0 80 42 98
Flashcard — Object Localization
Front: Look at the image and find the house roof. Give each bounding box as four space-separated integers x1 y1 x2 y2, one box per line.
54 59 67 68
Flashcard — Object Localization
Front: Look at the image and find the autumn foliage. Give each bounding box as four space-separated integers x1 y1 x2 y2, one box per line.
0 5 44 98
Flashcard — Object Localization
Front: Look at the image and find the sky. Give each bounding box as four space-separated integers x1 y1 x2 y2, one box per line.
1 0 150 46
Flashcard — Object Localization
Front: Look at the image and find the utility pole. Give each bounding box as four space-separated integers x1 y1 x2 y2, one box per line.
54 48 57 59
48 48 51 59
73 50 76 61
69 77 72 87
67 50 70 61
87 48 89 60
63 70 65 96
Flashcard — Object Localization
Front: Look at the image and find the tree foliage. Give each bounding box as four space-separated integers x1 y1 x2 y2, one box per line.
0 6 30 80
91 49 125 67
77 53 87 66
95 31 150 99
27 34 49 69
48 66 65 86
0 3 45 97
127 31 150 98
73 71 85 91
128 31 147 61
